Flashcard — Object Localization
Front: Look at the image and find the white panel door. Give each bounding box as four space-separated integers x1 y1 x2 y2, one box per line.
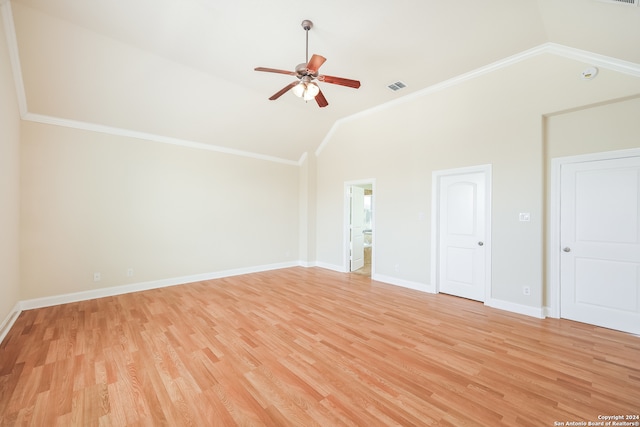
560 156 640 335
350 186 365 272
439 172 486 301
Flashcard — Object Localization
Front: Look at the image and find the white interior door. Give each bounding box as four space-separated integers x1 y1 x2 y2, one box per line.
350 186 365 272
560 156 640 335
438 172 487 301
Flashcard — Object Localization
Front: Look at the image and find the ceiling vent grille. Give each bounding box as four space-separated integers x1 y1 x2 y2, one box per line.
594 0 638 5
387 81 407 91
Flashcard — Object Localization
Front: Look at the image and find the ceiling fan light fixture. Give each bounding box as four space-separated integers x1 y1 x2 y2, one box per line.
254 19 360 108
292 81 305 98
292 79 319 100
303 82 320 100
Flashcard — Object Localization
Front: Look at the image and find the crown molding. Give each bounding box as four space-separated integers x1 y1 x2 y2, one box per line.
0 2 299 166
545 42 640 78
2 1 638 163
315 42 640 156
23 113 300 166
297 151 308 165
1 1 27 116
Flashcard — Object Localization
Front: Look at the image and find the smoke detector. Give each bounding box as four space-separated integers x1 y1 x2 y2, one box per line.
581 67 598 80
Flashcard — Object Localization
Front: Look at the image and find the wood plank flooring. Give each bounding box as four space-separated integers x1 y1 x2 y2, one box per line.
1 267 639 426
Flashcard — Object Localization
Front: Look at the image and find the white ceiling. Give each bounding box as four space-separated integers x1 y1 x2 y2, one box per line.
5 0 640 163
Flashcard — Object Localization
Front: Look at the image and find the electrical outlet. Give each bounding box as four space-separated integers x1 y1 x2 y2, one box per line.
126 268 134 277
94 272 101 282
523 286 531 296
394 263 400 273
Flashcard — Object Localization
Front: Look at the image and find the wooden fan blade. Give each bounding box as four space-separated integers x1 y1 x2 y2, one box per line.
268 81 298 100
318 75 361 89
306 54 327 73
255 67 296 76
315 89 328 108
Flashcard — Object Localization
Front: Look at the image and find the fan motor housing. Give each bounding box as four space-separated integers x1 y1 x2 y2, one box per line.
295 63 318 78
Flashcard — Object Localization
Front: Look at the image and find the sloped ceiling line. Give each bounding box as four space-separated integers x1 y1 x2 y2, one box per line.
1 0 26 116
315 43 640 156
545 43 640 77
0 0 301 167
3 2 639 166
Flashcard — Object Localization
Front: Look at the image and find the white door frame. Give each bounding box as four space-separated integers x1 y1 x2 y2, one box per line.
343 179 376 274
548 147 640 319
430 164 492 299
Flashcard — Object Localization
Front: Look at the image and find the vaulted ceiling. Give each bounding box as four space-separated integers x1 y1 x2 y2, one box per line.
4 0 640 163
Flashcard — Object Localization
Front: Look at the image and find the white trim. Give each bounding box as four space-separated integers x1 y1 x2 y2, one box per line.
315 43 640 157
343 179 376 275
545 42 640 78
372 274 432 294
297 260 316 268
315 123 339 157
485 298 545 319
1 261 317 344
430 164 492 301
3 0 638 165
23 113 300 166
297 151 308 166
314 261 344 273
0 3 298 167
20 261 299 311
0 301 22 344
0 1 27 116
548 147 640 319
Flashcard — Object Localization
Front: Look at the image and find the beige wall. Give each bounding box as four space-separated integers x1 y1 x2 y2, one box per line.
298 154 317 265
315 53 640 310
20 122 300 300
0 11 21 326
546 96 640 159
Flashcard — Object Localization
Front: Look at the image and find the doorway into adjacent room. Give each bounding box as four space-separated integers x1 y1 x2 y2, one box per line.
345 180 375 277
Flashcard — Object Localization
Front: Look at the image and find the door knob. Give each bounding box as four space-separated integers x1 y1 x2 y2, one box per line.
563 247 571 252
478 241 484 246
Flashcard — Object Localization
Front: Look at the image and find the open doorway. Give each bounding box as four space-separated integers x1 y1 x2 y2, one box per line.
345 180 375 277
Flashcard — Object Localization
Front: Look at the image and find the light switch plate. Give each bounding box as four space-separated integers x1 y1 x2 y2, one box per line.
519 213 530 222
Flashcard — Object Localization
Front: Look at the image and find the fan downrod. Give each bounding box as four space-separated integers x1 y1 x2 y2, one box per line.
301 20 313 64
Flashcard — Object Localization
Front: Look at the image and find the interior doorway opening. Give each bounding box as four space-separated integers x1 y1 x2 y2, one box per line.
345 180 375 278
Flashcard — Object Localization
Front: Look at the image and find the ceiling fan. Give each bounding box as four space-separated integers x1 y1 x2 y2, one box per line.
254 20 361 108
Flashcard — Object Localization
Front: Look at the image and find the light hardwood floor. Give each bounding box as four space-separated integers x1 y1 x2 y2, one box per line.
1 267 639 426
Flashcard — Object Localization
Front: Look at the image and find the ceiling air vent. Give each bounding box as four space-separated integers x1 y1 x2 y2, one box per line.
388 81 407 91
593 0 638 5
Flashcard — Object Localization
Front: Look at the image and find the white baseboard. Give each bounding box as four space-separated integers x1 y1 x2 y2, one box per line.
297 260 317 268
20 261 300 311
372 274 434 294
314 262 345 273
0 302 22 344
485 298 545 319
3 262 548 345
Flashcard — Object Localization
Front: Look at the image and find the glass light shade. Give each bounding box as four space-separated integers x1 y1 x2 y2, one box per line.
303 82 320 100
292 80 320 101
292 82 305 98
